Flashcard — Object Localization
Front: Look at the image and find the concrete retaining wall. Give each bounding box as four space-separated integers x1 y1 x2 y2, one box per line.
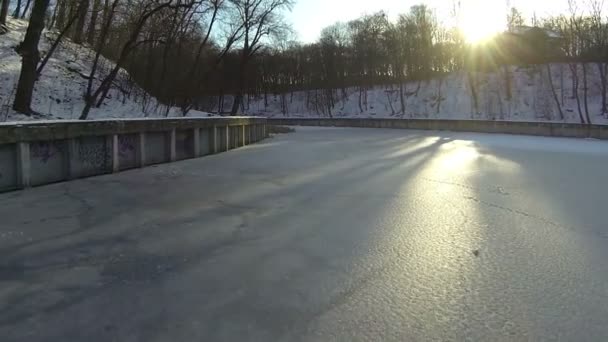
0 117 268 193
268 118 608 140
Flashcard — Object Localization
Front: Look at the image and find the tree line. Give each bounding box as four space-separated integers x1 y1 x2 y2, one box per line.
3 0 608 122
246 3 608 123
4 0 294 118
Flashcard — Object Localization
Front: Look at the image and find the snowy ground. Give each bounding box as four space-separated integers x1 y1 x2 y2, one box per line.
0 19 213 122
243 66 608 125
1 127 607 341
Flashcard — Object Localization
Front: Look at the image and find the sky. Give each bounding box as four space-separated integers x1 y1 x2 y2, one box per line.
286 0 584 43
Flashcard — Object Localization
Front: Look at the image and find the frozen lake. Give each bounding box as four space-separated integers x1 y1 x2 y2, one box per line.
1 127 607 341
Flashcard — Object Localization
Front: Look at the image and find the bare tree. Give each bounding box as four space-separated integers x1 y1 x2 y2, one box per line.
0 0 10 31
54 0 68 29
80 0 202 119
181 4 245 114
568 0 592 123
82 0 117 119
504 6 525 101
590 0 607 116
13 0 51 114
86 0 102 44
545 64 564 120
13 0 21 17
507 6 525 32
72 0 89 44
564 0 586 123
173 0 222 113
37 6 79 75
21 0 31 19
228 0 294 115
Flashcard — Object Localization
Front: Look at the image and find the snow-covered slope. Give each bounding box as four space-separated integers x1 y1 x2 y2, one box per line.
0 19 211 122
3 18 608 125
243 65 608 125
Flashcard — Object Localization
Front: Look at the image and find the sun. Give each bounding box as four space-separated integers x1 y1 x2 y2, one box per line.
459 2 506 43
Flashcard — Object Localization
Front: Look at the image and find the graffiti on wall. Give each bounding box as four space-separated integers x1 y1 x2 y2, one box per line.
118 135 136 159
31 141 62 164
78 139 109 168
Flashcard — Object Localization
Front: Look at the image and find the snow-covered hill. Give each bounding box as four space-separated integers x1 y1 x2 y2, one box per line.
0 19 211 122
243 65 608 125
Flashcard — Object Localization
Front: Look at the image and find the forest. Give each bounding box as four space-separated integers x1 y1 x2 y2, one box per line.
1 0 608 123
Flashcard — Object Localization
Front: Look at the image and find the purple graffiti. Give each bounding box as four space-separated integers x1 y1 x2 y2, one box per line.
118 136 136 158
31 142 59 163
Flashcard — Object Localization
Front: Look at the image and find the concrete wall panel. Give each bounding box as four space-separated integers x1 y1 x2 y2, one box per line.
599 126 608 140
147 132 169 165
0 144 17 192
244 126 250 145
176 130 194 161
234 127 240 148
118 134 138 170
30 140 67 186
199 128 212 156
217 127 227 151
71 136 111 177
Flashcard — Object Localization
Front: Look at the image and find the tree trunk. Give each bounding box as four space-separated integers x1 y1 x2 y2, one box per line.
158 17 177 102
598 63 607 115
560 64 564 106
358 86 363 113
73 0 89 44
230 93 243 115
80 0 117 120
12 0 21 18
314 89 319 115
467 71 479 116
231 55 248 115
264 88 268 109
582 63 590 124
21 0 31 19
0 0 10 27
101 0 109 29
503 65 512 101
37 11 78 75
13 0 50 114
55 0 67 29
414 79 422 96
218 90 224 114
546 64 564 120
86 0 101 44
386 91 395 116
144 36 157 90
325 88 333 118
49 0 58 28
399 73 405 116
569 63 585 124
436 76 443 115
